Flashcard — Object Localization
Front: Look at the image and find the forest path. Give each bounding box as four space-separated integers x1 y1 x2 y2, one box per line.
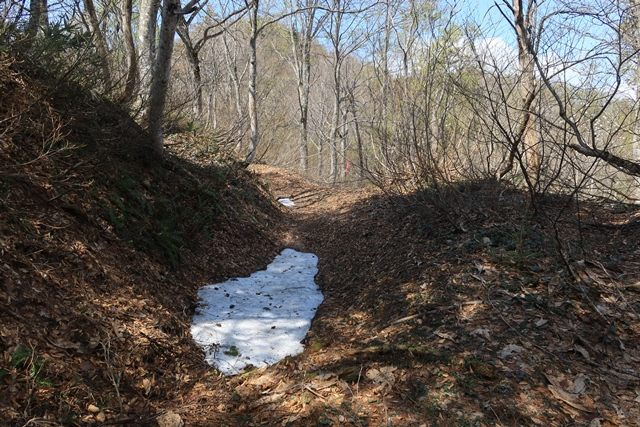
181 165 639 426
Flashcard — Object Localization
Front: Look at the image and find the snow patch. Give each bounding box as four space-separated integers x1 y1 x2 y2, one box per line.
278 197 295 207
190 248 323 375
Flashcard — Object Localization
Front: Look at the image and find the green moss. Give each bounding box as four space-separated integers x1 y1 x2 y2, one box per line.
223 345 240 357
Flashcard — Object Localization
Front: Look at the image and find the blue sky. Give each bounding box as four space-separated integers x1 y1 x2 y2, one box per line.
461 0 636 99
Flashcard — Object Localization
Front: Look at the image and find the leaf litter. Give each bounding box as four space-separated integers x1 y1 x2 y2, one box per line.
2 72 640 427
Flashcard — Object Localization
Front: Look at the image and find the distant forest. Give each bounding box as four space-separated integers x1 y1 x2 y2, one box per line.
3 0 640 199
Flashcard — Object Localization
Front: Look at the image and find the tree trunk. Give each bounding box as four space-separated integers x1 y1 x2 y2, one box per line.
222 34 244 120
330 86 340 182
329 6 343 183
138 0 160 110
208 90 218 129
635 77 640 173
27 0 48 37
146 0 181 157
298 109 309 172
121 0 138 100
177 18 203 118
352 102 365 180
192 57 204 118
631 0 640 196
191 58 203 119
223 32 245 153
246 1 260 163
294 42 311 174
339 106 349 180
633 80 640 193
299 44 311 174
380 0 392 170
290 2 317 174
83 0 112 86
318 137 324 176
513 0 541 188
232 74 243 119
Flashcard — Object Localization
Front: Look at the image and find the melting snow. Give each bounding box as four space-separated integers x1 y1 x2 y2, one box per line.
190 249 323 375
278 197 295 207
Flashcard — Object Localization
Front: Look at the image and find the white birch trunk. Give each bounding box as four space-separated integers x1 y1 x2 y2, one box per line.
27 0 48 38
83 0 112 86
121 0 138 99
290 1 317 174
514 0 540 188
138 0 160 111
329 5 343 182
246 1 260 163
146 0 180 156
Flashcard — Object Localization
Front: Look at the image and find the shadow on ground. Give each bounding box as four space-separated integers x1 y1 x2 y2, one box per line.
0 57 284 425
184 169 640 426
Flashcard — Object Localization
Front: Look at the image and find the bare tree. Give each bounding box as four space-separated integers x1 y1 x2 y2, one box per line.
287 0 325 173
83 0 112 86
630 0 640 190
176 2 247 118
147 0 199 155
139 0 161 110
245 0 260 162
243 0 324 163
121 0 138 100
495 0 541 188
27 0 48 38
327 0 343 181
222 29 247 122
378 0 393 171
530 1 640 179
177 15 206 117
323 0 369 181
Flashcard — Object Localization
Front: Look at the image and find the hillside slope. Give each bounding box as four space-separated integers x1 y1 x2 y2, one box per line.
0 54 284 425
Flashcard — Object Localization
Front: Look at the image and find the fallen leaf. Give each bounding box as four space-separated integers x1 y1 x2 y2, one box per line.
366 366 397 387
499 344 524 359
156 411 184 427
471 328 491 340
545 372 593 413
574 344 591 361
435 331 456 341
548 385 591 412
535 319 548 327
573 374 588 394
142 377 153 395
248 393 285 409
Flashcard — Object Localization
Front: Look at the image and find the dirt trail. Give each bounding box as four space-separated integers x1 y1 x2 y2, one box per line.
180 165 640 427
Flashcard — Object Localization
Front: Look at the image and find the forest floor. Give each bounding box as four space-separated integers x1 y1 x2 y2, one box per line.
2 54 640 426
177 165 640 426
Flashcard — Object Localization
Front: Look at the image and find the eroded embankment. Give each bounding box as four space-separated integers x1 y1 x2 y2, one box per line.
0 56 285 425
